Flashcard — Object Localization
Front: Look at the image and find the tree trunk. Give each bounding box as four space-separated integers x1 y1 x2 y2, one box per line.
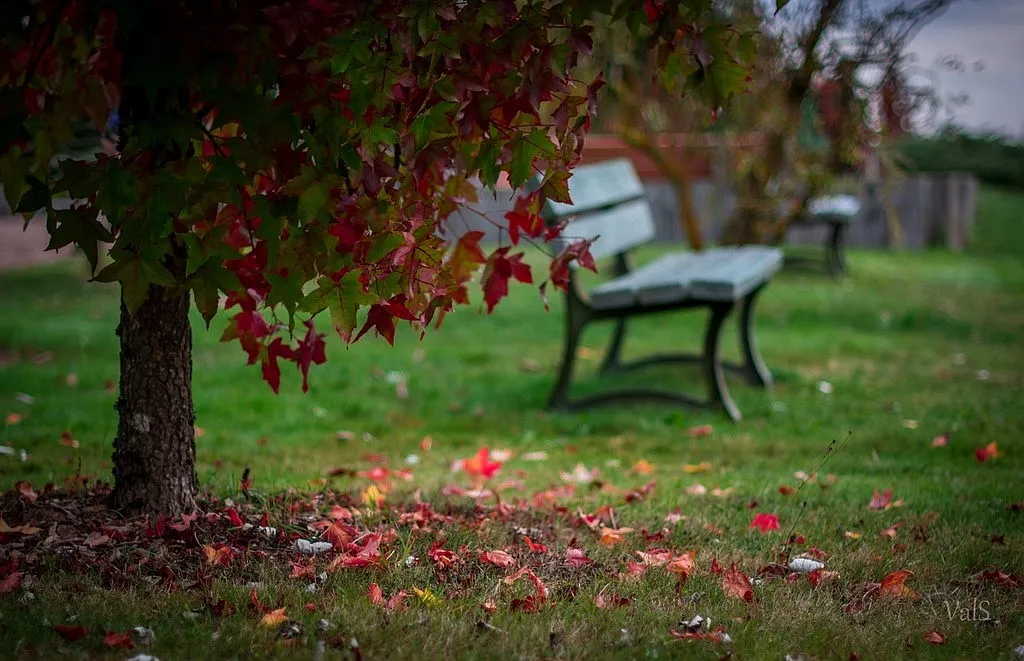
111 284 198 514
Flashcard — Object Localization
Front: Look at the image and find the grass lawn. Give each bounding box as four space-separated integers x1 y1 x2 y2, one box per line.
1 185 1023 659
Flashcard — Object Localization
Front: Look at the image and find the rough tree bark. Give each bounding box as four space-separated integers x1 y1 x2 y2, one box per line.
111 282 198 514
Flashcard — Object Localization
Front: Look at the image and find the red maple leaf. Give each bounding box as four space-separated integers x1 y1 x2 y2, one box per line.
750 512 780 533
0 571 24 594
480 549 516 568
462 447 502 480
879 569 918 599
54 624 90 642
482 247 532 313
722 565 753 603
565 547 592 567
522 536 548 553
504 192 545 245
428 546 459 569
354 304 397 345
975 442 1000 462
868 489 893 510
103 631 135 650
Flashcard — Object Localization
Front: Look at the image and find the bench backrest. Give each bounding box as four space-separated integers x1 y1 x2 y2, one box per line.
539 158 656 261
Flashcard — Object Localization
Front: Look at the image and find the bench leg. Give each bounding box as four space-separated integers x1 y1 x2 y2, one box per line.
703 301 741 422
738 287 773 388
825 222 847 278
547 298 587 411
599 319 627 374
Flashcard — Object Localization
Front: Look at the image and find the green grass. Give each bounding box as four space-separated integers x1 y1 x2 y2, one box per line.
1 186 1023 659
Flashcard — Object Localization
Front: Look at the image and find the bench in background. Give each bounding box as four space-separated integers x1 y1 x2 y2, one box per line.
787 194 861 278
539 159 783 421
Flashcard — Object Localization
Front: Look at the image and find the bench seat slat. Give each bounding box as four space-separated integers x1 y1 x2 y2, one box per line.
589 246 783 310
552 198 657 262
542 158 646 220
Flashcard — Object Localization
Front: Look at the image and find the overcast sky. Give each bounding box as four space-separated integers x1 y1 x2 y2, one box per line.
907 0 1024 136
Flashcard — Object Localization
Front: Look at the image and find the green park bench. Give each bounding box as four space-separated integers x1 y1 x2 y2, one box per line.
787 193 861 278
538 159 782 421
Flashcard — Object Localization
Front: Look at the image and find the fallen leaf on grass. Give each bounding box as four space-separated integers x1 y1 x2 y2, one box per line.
54 624 90 642
59 431 79 448
522 451 548 461
845 531 862 540
561 463 599 484
778 485 795 496
685 483 707 495
412 586 443 606
686 424 713 437
975 442 1000 462
504 567 549 602
565 548 592 567
880 522 904 538
480 550 516 568
203 545 235 567
0 571 24 593
902 419 918 429
15 481 37 504
103 631 135 650
5 412 22 425
670 628 732 643
598 526 633 547
0 519 40 535
868 489 893 510
683 462 712 474
931 434 948 447
666 551 696 578
879 569 918 599
260 608 288 628
750 513 779 534
631 459 655 475
522 536 548 553
595 591 629 609
722 565 753 603
974 569 1024 589
923 631 945 645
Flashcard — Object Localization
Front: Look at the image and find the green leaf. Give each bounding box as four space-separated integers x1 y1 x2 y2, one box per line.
540 170 572 204
367 232 406 263
13 175 49 214
509 138 536 190
776 0 791 13
298 181 330 223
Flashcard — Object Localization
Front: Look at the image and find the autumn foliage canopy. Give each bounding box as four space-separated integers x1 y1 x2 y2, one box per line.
0 0 754 392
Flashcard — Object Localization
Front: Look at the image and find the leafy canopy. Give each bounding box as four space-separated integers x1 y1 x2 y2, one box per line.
1 0 753 391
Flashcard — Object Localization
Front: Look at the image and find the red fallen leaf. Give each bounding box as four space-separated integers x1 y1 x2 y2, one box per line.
722 565 753 603
15 481 37 504
305 602 316 612
103 631 135 650
710 557 722 575
54 624 90 642
203 544 235 567
59 431 79 448
807 568 841 587
565 547 592 567
224 507 244 527
358 466 390 482
480 600 497 614
260 608 288 627
595 591 630 609
598 526 634 547
868 489 893 510
923 631 945 645
778 485 795 496
686 424 713 437
462 448 502 480
0 571 24 593
385 590 410 612
636 549 673 567
621 561 648 580
879 569 918 599
522 536 548 553
428 546 459 568
290 561 316 580
368 583 384 605
480 550 516 568
975 442 1000 462
880 522 904 538
931 434 948 448
750 512 779 533
504 567 549 602
5 412 23 425
976 570 1024 589
666 551 697 578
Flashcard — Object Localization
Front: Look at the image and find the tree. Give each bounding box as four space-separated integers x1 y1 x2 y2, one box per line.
717 0 955 245
0 1 755 514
